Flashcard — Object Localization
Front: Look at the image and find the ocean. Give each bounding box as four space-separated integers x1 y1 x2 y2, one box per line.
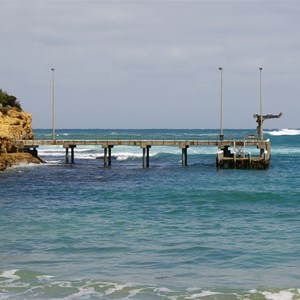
1 128 300 299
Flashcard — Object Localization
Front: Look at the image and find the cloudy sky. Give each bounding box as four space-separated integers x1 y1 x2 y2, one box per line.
1 0 299 129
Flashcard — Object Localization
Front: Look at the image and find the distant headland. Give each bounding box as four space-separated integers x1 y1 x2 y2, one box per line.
0 89 41 171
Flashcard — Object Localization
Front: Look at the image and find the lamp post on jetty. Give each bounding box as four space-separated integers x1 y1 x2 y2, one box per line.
51 67 55 142
259 67 263 141
218 67 224 140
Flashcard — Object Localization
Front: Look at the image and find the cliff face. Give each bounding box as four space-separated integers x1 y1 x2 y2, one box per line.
0 109 40 170
0 109 33 140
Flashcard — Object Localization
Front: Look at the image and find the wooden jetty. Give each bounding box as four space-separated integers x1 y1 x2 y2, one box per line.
15 138 271 169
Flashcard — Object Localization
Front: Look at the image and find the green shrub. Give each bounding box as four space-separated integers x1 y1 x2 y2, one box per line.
0 89 22 111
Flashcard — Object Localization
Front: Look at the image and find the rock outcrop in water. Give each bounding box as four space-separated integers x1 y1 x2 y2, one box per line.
0 108 41 171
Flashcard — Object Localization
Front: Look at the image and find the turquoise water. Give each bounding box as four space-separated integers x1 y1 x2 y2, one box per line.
1 129 300 299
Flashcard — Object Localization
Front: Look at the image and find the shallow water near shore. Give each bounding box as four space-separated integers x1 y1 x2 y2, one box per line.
1 129 300 299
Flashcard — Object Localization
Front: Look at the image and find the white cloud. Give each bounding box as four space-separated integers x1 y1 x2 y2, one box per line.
0 0 299 128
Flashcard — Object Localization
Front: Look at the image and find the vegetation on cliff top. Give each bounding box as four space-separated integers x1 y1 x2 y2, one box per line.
0 89 22 111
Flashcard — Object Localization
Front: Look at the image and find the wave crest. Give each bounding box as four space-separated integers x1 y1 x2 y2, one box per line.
267 129 300 136
1 270 300 300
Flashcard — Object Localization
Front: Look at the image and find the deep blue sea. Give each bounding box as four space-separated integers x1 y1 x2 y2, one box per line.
1 128 300 299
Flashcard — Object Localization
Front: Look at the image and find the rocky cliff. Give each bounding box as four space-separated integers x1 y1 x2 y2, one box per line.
0 109 41 170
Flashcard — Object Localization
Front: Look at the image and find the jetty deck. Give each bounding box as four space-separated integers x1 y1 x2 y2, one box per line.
16 138 271 169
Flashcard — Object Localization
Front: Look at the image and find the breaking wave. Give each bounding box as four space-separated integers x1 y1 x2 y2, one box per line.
1 269 300 300
36 145 217 162
267 129 300 136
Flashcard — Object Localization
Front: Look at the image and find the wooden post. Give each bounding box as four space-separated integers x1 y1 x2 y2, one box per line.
181 145 189 167
233 141 236 168
108 146 113 166
248 152 252 169
65 147 69 164
103 145 113 167
103 147 108 167
64 145 76 164
141 145 151 168
70 145 76 164
216 150 224 169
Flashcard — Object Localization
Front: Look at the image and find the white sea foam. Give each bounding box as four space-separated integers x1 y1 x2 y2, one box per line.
7 160 61 170
267 129 300 136
262 290 295 300
115 152 143 161
271 148 300 155
0 270 20 282
37 145 217 160
61 286 99 300
127 288 144 298
0 277 299 300
105 283 127 295
36 275 55 282
44 160 61 164
186 290 221 298
0 271 53 293
154 287 174 293
8 162 43 169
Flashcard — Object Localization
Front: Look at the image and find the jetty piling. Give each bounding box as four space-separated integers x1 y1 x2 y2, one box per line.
64 145 76 164
102 145 113 167
141 145 151 168
65 146 69 164
181 145 189 167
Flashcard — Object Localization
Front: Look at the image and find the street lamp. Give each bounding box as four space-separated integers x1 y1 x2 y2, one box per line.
51 67 55 142
218 67 224 140
259 67 263 141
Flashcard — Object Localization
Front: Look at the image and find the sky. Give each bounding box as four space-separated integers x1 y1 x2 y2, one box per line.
0 0 299 129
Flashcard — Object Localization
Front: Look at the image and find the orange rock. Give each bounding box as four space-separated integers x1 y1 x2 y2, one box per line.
0 109 39 170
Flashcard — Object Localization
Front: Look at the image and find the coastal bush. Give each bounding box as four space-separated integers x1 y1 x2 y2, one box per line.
0 89 22 111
